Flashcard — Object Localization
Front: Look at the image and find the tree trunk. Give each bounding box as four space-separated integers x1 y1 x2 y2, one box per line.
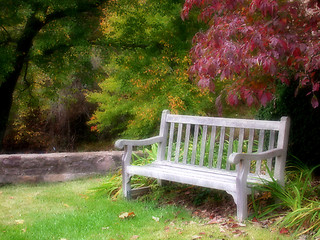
0 13 45 150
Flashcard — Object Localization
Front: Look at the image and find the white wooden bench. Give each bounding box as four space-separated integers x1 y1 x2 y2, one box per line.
115 110 290 221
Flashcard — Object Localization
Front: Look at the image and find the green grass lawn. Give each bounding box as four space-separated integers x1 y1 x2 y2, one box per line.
0 176 292 240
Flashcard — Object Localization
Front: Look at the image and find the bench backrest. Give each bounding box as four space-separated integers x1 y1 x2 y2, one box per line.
157 110 290 180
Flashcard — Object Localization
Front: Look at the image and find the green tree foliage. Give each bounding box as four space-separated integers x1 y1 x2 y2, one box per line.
0 0 109 150
88 0 214 138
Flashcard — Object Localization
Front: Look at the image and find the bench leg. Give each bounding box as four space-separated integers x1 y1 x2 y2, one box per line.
228 191 247 222
157 179 169 186
123 173 132 199
236 191 248 222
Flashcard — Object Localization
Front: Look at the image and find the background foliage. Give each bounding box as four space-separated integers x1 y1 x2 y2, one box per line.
0 0 108 152
88 0 214 139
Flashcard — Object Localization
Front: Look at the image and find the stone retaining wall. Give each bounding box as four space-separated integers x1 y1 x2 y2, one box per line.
0 151 122 184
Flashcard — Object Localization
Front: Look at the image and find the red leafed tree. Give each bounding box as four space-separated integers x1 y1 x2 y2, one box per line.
181 0 320 108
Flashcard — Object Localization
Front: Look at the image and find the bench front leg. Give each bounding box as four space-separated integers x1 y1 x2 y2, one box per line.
122 145 133 199
235 159 250 222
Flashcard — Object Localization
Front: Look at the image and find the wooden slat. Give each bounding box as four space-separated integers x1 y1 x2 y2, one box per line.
166 114 281 130
182 124 191 164
217 127 225 169
247 129 254 153
226 127 235 170
237 128 245 153
199 125 208 167
256 129 265 174
267 130 275 171
191 125 199 165
166 122 175 161
208 126 217 168
174 123 183 163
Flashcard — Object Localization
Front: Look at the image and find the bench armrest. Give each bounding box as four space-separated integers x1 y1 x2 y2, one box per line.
115 136 164 149
228 148 285 165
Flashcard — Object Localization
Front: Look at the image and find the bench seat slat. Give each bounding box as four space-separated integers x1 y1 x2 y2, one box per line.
127 163 270 191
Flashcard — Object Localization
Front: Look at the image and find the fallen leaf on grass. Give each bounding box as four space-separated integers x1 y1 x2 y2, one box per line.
130 235 139 239
232 229 247 237
63 204 70 208
15 220 24 225
252 217 259 223
280 227 289 234
192 235 202 239
79 194 89 199
207 218 220 225
152 216 160 222
164 226 170 232
119 212 135 219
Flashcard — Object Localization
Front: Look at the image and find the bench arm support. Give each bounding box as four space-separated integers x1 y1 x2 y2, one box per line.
228 148 285 165
115 136 164 150
228 148 285 222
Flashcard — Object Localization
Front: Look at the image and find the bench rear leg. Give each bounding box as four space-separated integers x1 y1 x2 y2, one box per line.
157 179 169 186
123 172 132 199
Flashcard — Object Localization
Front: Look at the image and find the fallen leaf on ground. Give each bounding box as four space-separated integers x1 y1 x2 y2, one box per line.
207 218 219 225
192 235 202 239
119 212 136 219
130 235 139 239
15 220 24 225
152 216 160 222
280 227 289 234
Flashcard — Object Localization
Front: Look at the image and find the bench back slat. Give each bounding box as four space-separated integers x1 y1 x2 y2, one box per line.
208 126 217 168
174 123 183 163
217 126 226 169
191 125 200 165
199 125 208 167
226 127 235 170
166 122 175 161
182 124 191 164
267 130 276 170
255 129 265 174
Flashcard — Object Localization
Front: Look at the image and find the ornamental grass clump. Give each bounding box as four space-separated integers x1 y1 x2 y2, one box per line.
252 163 320 238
